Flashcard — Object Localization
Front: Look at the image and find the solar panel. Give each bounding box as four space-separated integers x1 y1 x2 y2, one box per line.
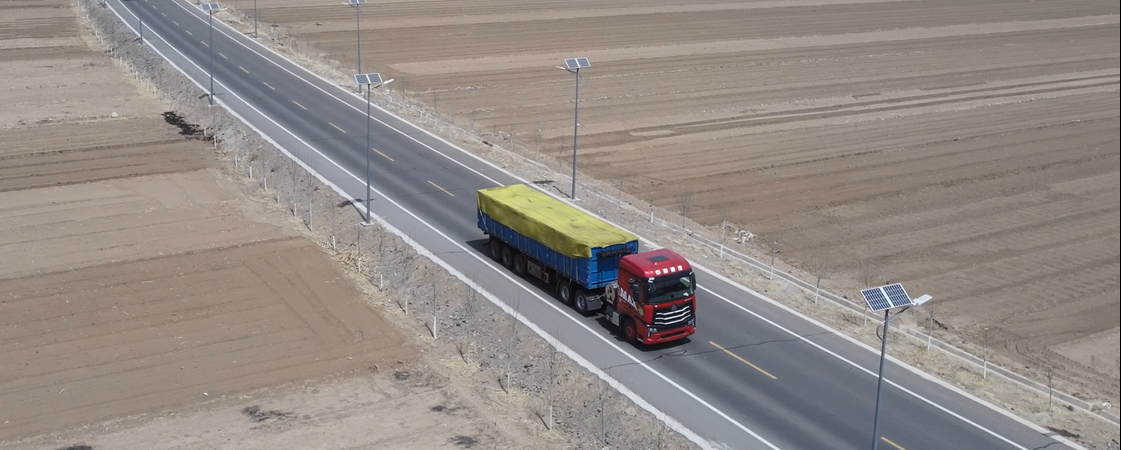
862 287 891 312
354 73 382 85
564 57 590 70
861 283 913 311
882 283 912 308
201 2 220 11
348 0 366 4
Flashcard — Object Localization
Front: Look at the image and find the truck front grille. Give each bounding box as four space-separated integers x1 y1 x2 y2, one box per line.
653 303 693 327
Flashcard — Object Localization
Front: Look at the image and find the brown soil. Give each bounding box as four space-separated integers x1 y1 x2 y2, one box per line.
226 0 1120 415
3 0 1116 448
0 3 578 449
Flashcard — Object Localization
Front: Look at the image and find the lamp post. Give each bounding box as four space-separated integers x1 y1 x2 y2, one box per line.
346 0 366 92
135 0 143 45
201 3 223 106
861 284 932 450
252 0 258 38
355 72 393 225
559 57 589 200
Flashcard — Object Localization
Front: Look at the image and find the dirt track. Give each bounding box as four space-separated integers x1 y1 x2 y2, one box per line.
226 0 1120 409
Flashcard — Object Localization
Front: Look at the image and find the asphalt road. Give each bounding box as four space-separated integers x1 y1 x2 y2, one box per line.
104 1 1083 448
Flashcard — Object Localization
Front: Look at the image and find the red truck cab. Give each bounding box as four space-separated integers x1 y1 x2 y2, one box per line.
609 248 697 344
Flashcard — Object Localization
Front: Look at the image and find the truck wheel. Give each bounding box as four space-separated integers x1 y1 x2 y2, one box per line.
512 253 527 277
558 282 574 305
574 290 589 315
489 238 503 261
501 247 514 269
622 318 639 344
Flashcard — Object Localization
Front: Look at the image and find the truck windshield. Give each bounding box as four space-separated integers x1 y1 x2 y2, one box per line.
646 272 695 305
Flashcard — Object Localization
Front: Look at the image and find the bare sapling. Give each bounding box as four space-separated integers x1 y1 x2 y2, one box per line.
768 240 781 280
926 304 936 351
982 327 991 380
547 344 556 430
431 283 438 339
329 197 338 250
815 267 826 305
504 303 520 394
719 209 729 259
678 191 694 230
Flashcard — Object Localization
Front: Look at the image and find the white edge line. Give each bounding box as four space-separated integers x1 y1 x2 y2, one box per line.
166 5 1088 447
698 286 1035 450
167 0 511 187
106 3 767 449
115 2 1090 448
521 181 1085 449
693 274 1089 450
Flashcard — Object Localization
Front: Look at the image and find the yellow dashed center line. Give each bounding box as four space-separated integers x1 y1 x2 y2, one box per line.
239 66 249 74
185 29 193 36
373 149 394 161
219 52 227 59
880 437 906 450
263 82 275 91
427 180 454 197
329 122 346 133
292 100 307 110
709 341 777 380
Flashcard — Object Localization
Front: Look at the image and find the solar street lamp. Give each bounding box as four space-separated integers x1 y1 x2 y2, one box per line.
345 0 367 92
558 57 589 200
355 72 393 225
252 0 258 38
861 283 932 450
201 2 224 106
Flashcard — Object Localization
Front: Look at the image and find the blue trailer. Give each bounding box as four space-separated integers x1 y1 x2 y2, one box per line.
477 185 639 313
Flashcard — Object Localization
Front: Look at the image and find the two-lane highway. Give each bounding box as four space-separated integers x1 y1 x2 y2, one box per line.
105 1 1084 448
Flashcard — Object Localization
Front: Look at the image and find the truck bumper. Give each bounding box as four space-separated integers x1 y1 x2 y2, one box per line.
639 325 695 345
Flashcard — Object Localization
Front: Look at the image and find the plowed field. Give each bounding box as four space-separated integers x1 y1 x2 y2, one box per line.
0 1 420 444
227 0 1120 405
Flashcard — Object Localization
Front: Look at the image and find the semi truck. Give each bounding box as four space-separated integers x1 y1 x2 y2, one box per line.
477 184 696 344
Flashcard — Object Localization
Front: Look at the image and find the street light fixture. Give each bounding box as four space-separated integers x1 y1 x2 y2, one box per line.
201 2 224 106
252 0 258 39
345 0 367 93
558 57 589 200
861 283 932 450
355 72 393 225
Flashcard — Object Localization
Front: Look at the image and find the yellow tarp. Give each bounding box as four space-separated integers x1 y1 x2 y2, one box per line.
477 184 637 259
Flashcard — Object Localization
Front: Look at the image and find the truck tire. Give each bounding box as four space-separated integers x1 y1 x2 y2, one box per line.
574 290 590 315
622 318 639 344
489 238 503 261
512 253 527 277
501 246 515 269
558 281 574 306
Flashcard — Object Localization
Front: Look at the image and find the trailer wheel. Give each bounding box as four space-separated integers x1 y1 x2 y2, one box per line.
512 253 527 277
489 238 503 261
500 246 515 269
622 318 638 344
574 290 590 315
558 281 574 305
